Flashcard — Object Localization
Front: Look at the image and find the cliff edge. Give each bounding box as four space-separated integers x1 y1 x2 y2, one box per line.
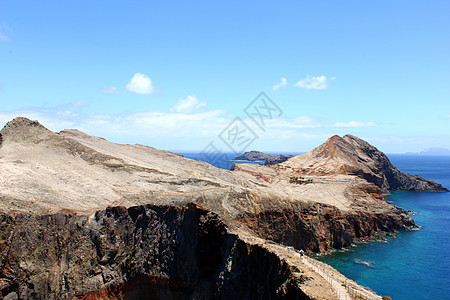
282 134 448 192
1 117 440 299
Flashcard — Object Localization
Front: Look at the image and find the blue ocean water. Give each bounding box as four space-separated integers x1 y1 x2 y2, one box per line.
176 151 304 170
318 154 450 299
176 151 450 299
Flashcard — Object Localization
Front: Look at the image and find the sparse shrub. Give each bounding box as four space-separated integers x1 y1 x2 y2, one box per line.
289 176 313 185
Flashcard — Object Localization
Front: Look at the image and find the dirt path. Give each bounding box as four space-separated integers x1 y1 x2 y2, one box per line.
301 254 381 300
237 229 382 300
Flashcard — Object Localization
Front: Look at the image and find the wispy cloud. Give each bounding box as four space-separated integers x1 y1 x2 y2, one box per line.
446 115 450 120
170 96 206 114
331 121 376 128
0 101 379 150
294 75 330 90
264 116 321 129
126 73 154 94
0 102 226 139
272 77 287 91
101 86 119 95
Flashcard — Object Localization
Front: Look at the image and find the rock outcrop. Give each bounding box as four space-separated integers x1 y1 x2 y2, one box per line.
239 203 415 252
283 135 448 192
233 151 294 165
265 154 295 165
1 117 445 299
0 204 310 299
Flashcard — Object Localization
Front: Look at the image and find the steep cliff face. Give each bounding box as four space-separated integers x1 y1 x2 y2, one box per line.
0 117 443 299
283 135 448 192
238 200 415 253
0 204 308 300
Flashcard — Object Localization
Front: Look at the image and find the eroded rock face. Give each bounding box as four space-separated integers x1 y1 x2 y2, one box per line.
265 155 295 165
238 202 415 252
0 117 444 299
283 135 448 192
0 204 308 300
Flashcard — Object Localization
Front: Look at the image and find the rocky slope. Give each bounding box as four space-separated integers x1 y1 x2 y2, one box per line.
0 204 312 299
265 154 295 165
1 117 445 299
233 151 294 165
281 135 448 192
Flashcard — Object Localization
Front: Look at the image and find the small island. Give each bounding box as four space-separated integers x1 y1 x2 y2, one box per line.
233 150 294 165
420 147 450 156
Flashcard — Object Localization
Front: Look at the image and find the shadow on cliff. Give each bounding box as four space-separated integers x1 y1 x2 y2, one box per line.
0 204 308 300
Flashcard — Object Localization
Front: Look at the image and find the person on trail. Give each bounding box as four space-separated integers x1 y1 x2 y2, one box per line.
299 249 304 257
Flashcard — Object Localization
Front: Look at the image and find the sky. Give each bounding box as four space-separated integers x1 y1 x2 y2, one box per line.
0 1 449 153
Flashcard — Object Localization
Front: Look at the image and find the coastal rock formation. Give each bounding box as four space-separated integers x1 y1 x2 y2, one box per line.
282 135 448 192
265 154 295 165
0 118 426 249
239 203 415 252
1 117 445 299
233 150 294 165
0 204 309 299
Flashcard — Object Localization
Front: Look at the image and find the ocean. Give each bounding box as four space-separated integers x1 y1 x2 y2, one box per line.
176 151 304 170
315 154 450 299
176 151 450 299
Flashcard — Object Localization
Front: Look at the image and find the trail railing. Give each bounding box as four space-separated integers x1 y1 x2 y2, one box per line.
300 253 381 300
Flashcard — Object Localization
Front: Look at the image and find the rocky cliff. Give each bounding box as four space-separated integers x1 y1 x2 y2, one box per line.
1 117 444 299
0 204 311 299
282 135 448 192
0 118 430 252
238 202 415 252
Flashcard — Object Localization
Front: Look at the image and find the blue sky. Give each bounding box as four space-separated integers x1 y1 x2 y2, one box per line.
0 1 449 153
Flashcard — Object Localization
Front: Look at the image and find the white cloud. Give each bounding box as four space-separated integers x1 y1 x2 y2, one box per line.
1 107 378 140
295 75 329 90
72 109 229 140
272 77 287 91
264 116 321 129
331 121 376 128
101 86 119 95
0 105 227 140
170 96 206 114
446 115 450 120
264 118 377 130
0 102 381 152
126 73 154 94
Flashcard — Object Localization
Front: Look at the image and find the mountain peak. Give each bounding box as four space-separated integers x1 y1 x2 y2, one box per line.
284 134 448 192
0 117 54 145
1 116 46 132
327 134 345 145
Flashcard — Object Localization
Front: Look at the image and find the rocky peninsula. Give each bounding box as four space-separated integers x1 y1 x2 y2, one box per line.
0 117 447 299
233 150 294 165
